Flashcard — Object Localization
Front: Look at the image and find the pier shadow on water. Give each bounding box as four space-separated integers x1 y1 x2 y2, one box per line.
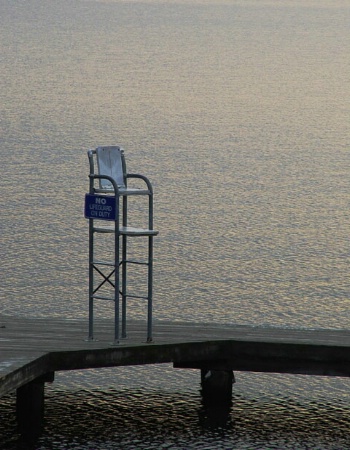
0 387 349 449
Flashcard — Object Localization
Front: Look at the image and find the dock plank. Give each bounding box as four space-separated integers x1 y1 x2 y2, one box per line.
1 315 350 398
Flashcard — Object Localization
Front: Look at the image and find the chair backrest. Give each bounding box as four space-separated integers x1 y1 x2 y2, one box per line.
96 146 127 190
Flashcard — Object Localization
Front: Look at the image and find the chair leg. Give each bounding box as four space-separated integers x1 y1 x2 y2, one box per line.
114 223 120 344
122 234 127 338
147 235 153 342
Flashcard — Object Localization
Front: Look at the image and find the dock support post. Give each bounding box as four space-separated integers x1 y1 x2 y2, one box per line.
16 372 54 438
200 369 235 405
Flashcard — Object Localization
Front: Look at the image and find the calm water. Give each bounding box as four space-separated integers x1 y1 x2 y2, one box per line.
1 0 350 448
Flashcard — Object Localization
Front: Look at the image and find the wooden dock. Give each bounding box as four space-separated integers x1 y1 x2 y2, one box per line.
1 314 350 436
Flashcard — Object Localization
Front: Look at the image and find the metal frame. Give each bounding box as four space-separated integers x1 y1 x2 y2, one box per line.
87 147 158 344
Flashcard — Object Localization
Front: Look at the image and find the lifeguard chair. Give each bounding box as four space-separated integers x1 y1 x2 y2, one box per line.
85 146 158 343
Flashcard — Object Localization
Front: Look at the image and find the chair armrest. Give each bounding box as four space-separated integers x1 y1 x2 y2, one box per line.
89 174 121 193
127 173 154 194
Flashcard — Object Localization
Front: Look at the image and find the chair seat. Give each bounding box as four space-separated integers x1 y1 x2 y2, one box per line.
93 224 158 236
94 187 150 196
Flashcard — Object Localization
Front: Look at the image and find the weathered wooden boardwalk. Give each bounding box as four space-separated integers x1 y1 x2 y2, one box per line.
1 314 350 436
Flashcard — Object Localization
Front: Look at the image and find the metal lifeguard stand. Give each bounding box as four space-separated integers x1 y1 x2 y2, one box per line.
85 146 158 344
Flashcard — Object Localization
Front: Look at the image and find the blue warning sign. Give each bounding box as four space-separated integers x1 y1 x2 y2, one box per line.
84 194 117 221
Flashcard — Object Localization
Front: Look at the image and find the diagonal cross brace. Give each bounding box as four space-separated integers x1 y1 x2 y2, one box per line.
92 265 115 294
